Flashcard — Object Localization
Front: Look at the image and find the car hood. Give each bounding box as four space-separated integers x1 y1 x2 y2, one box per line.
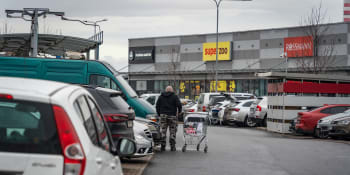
319 112 350 124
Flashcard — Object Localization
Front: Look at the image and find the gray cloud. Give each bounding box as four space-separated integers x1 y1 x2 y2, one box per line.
0 0 344 70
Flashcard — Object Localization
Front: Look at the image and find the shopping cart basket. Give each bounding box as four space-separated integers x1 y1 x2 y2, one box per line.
182 112 208 153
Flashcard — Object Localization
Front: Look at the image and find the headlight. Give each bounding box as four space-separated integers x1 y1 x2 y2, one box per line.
336 119 350 125
146 114 158 122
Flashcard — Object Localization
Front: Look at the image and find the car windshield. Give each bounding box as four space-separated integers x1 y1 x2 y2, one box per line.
208 96 225 106
115 74 138 98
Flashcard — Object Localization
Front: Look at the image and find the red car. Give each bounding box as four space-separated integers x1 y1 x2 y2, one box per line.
295 104 350 136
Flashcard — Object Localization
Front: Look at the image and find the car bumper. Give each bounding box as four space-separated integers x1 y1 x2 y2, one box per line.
225 113 244 123
295 124 313 134
329 125 350 137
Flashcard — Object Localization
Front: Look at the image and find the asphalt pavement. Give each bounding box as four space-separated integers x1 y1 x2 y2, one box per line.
143 125 350 175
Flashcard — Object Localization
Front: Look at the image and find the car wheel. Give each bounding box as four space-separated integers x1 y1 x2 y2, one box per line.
245 116 256 127
262 115 267 127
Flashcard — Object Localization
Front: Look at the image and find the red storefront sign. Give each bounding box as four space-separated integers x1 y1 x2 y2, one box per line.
284 36 313 58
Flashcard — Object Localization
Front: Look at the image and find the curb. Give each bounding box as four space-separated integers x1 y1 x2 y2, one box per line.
122 154 154 175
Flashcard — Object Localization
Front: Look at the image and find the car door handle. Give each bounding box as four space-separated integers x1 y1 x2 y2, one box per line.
96 158 103 165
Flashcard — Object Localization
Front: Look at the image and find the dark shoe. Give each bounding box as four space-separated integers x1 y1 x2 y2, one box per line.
161 145 166 152
171 145 176 151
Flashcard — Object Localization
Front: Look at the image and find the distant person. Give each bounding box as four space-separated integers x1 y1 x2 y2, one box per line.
156 86 182 151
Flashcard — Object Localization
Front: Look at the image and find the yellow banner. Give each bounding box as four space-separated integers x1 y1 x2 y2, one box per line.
203 41 232 61
210 81 227 92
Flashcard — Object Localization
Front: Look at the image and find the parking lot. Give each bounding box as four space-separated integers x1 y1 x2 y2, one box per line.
123 125 350 175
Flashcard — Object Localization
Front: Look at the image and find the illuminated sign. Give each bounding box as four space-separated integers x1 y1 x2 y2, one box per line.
210 80 227 92
129 46 155 64
284 36 313 58
203 41 232 61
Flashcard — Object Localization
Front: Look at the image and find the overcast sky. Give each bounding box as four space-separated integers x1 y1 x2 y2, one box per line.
0 0 344 71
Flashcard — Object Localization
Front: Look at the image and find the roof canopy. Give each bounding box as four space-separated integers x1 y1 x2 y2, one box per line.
0 33 99 56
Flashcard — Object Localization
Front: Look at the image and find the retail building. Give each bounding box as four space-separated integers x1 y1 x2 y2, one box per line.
128 22 350 99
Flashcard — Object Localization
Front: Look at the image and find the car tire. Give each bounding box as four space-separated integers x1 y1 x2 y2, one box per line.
262 115 267 127
244 116 256 127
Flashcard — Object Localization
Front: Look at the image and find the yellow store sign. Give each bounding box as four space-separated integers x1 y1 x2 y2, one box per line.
210 81 227 92
203 41 232 61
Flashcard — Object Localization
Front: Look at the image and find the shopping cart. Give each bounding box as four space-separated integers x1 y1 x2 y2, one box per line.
182 112 208 153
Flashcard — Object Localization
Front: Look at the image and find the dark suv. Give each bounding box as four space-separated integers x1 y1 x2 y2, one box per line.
83 86 135 142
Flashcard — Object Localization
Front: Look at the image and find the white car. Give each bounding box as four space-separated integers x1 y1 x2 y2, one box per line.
140 93 160 107
132 120 154 157
223 99 256 127
197 92 254 112
0 77 136 175
248 96 268 126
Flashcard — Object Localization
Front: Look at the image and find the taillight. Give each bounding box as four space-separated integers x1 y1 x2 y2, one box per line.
189 109 195 112
0 94 13 100
53 105 86 175
233 108 240 112
257 105 262 112
203 106 206 112
104 114 128 122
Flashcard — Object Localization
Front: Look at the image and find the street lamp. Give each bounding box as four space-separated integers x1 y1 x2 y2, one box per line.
83 18 108 36
212 0 252 92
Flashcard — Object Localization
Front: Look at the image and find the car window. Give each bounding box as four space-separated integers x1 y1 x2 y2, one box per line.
198 94 204 104
331 106 350 114
0 100 60 154
146 96 156 105
243 101 254 107
321 107 349 114
90 74 120 91
86 97 110 151
76 96 99 146
110 96 130 110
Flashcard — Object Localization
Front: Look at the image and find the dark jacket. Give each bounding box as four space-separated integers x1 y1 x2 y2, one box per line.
156 92 182 116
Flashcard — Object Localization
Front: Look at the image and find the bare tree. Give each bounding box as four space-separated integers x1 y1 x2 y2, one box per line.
167 48 181 92
296 2 336 74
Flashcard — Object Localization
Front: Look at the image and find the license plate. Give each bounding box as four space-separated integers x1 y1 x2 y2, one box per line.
127 120 133 128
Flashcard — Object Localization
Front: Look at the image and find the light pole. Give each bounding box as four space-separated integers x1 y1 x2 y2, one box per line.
83 19 108 36
212 0 252 92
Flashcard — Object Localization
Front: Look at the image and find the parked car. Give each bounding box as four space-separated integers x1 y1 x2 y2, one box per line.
132 120 154 157
295 104 350 136
0 77 136 175
180 101 197 122
210 101 231 125
316 109 350 139
197 92 242 112
230 93 256 100
140 93 160 108
223 99 256 127
83 86 135 141
248 96 268 127
135 117 161 146
328 116 350 139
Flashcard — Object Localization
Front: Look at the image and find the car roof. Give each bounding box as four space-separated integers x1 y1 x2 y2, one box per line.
0 77 69 97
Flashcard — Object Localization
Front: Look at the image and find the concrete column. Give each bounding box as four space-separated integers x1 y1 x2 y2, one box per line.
95 46 99 60
86 50 90 60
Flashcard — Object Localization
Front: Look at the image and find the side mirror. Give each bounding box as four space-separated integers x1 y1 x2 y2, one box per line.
113 138 137 156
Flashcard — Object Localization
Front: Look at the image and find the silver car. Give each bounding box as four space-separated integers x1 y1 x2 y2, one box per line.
316 109 350 139
132 121 154 157
248 96 268 127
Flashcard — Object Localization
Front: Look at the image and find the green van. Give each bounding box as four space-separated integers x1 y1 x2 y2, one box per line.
0 56 157 119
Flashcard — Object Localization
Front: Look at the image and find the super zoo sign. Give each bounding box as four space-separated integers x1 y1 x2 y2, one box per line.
202 41 232 61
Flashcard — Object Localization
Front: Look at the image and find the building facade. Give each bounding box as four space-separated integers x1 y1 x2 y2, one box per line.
128 22 350 100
